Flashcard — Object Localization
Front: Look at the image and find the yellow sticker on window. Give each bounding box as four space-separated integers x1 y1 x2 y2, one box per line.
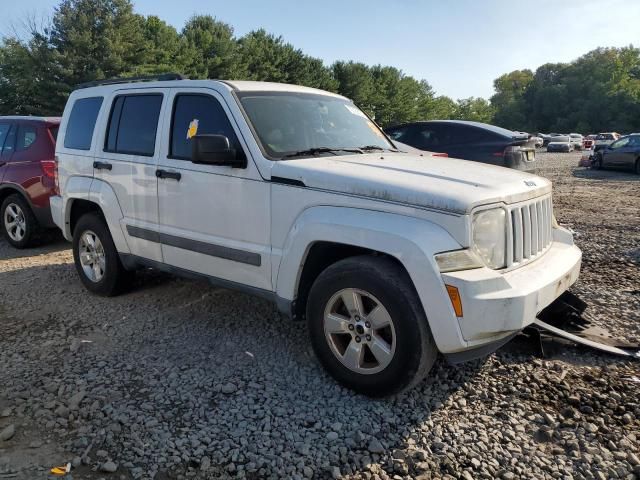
187 119 199 139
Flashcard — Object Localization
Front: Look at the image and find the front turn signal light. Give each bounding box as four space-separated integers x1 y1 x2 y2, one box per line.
445 284 463 317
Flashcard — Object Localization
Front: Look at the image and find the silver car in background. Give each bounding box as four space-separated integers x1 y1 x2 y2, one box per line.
547 135 574 152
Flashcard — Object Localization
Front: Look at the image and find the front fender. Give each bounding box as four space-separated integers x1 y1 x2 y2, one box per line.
275 206 468 352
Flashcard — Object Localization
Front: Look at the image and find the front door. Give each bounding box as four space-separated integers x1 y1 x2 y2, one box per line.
603 137 630 168
156 87 271 291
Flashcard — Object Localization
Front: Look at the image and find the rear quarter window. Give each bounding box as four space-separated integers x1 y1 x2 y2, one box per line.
64 97 104 150
16 125 37 151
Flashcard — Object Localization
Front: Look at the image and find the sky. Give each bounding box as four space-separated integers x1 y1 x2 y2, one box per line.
2 0 639 100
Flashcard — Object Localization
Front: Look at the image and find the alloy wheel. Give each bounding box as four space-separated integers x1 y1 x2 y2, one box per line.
323 288 396 375
4 203 26 242
78 230 106 282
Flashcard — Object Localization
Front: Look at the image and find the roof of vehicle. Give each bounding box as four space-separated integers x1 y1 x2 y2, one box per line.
71 79 348 100
385 120 521 138
0 116 61 124
224 80 347 98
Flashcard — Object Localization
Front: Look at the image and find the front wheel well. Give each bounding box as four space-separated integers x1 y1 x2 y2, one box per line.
69 199 104 235
293 242 407 321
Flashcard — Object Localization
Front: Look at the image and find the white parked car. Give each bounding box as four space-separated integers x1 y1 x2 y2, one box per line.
50 77 582 396
569 133 584 150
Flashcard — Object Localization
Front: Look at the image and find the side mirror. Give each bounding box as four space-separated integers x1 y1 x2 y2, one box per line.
191 134 247 168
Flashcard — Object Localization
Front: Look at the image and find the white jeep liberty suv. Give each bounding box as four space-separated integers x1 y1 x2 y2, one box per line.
50 76 582 396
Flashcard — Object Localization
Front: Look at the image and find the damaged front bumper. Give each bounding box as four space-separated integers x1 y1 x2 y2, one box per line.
440 228 581 357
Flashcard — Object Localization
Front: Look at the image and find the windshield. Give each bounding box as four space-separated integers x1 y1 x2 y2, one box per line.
237 91 394 159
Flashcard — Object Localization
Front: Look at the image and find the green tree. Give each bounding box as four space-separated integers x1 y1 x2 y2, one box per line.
134 15 184 76
332 61 377 115
0 34 66 115
49 0 148 86
236 29 335 90
181 15 240 79
490 69 533 129
454 97 494 123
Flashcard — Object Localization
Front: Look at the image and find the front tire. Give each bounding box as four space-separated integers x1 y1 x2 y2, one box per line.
635 158 640 175
307 256 437 397
72 212 132 296
593 153 603 169
1 194 40 249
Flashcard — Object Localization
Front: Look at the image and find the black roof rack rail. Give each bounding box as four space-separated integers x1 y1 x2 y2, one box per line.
76 73 187 89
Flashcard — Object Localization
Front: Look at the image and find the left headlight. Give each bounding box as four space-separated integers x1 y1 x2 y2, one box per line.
472 208 507 269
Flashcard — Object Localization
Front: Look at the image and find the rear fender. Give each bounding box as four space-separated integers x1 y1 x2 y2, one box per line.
89 179 130 254
275 206 468 352
60 176 93 240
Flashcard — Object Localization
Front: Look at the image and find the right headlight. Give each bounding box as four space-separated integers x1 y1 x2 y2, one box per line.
472 208 507 269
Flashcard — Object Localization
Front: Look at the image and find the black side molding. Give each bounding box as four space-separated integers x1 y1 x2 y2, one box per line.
126 225 261 266
271 176 305 187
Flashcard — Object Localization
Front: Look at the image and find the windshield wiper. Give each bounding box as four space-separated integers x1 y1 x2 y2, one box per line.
281 147 364 159
358 145 399 152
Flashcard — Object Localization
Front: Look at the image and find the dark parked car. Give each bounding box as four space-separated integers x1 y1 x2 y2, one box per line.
384 120 537 172
0 116 61 248
592 133 640 174
546 135 574 153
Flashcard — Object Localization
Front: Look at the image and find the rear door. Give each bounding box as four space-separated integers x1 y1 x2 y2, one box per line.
94 89 168 262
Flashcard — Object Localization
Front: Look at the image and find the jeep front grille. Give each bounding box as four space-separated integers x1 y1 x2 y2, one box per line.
507 196 553 268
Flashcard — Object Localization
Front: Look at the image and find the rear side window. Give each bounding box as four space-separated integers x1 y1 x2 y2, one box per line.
16 125 37 151
412 125 445 149
385 126 412 142
105 94 163 156
170 94 243 160
64 97 103 150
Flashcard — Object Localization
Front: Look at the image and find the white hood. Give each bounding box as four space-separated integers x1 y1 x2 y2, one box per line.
270 153 551 214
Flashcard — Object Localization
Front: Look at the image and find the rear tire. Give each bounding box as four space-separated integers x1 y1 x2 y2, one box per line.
307 255 438 397
1 194 40 249
72 212 133 296
635 158 640 175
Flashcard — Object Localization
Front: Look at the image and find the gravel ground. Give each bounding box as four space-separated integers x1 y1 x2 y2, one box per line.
0 151 638 480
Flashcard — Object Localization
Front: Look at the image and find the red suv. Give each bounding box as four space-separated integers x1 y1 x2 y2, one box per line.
0 116 61 248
